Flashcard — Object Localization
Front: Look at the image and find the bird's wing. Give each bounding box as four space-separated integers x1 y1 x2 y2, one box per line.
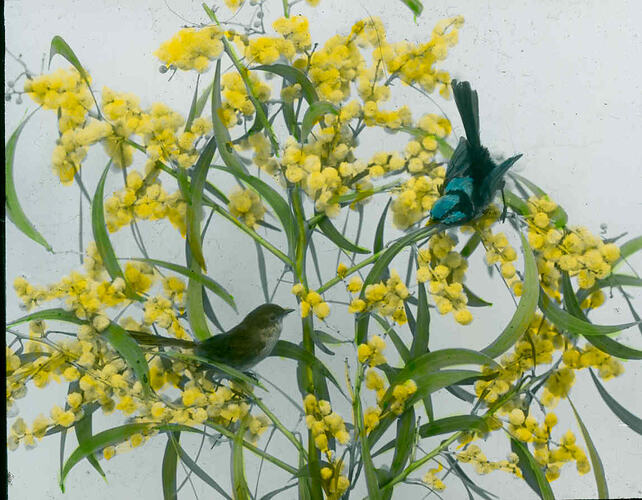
477 154 523 206
443 137 472 187
196 332 265 368
452 80 480 150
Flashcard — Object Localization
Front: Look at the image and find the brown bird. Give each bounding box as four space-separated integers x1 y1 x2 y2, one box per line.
128 303 294 371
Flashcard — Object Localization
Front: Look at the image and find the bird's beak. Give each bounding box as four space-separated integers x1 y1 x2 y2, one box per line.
283 308 295 316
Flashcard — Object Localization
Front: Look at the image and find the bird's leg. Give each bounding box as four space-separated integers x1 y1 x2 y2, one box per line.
501 187 508 223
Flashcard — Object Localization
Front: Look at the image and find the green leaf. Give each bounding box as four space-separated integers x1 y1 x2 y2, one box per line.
6 308 85 328
561 272 642 359
6 110 53 251
386 369 482 408
463 284 493 307
162 433 180 500
388 407 415 483
540 292 639 336
187 136 217 271
252 63 319 104
255 241 270 303
568 399 608 499
270 340 347 398
160 351 264 389
300 101 339 143
589 369 642 435
510 174 568 227
460 232 481 258
373 199 392 253
510 438 554 500
60 423 151 490
317 215 370 254
215 166 297 260
504 190 530 216
399 0 424 16
49 35 90 81
92 162 139 300
102 322 151 397
130 257 236 310
73 411 106 480
410 282 430 357
373 415 488 458
577 274 642 303
184 77 200 132
211 60 248 174
176 444 232 499
612 235 642 272
481 232 538 358
231 419 252 500
362 224 445 291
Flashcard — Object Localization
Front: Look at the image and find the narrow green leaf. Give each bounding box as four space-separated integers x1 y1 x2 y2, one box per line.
589 369 642 435
541 292 639 336
384 369 482 408
568 399 608 499
6 308 85 328
176 444 232 499
561 272 642 359
215 166 297 260
445 455 498 500
410 282 430 357
49 35 89 81
612 235 642 272
482 232 538 358
373 415 488 458
300 102 339 143
313 329 350 345
460 232 481 258
184 77 200 132
60 423 151 490
270 340 347 398
92 162 139 300
357 399 382 500
187 136 217 271
102 322 151 397
463 284 493 307
374 199 392 253
577 274 642 303
504 190 530 216
389 407 415 477
399 0 424 16
362 224 444 292
130 257 235 310
510 438 554 500
317 216 370 254
162 433 180 500
211 60 248 174
160 351 264 389
252 64 319 104
6 110 53 251
74 411 106 480
260 483 297 500
255 241 270 303
232 419 252 500
510 173 567 227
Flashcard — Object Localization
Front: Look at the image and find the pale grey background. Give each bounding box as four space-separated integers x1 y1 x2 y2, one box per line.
5 0 642 498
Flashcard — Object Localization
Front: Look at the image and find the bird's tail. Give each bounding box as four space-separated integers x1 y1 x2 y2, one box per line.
127 331 196 349
452 80 481 149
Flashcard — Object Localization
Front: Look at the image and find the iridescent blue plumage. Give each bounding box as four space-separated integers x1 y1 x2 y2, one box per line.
430 80 522 225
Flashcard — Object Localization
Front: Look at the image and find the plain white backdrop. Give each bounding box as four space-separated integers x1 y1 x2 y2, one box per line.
5 1 642 498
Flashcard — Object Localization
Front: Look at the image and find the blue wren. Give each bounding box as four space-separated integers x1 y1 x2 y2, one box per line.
128 304 294 371
430 80 523 225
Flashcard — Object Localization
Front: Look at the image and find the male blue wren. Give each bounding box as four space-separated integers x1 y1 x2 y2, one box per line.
128 304 294 371
430 80 523 225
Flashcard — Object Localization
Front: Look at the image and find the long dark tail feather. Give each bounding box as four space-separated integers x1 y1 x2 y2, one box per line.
127 331 196 349
452 80 480 149
482 154 523 196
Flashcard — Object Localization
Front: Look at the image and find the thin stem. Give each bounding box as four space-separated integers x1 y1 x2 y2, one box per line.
252 397 307 458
